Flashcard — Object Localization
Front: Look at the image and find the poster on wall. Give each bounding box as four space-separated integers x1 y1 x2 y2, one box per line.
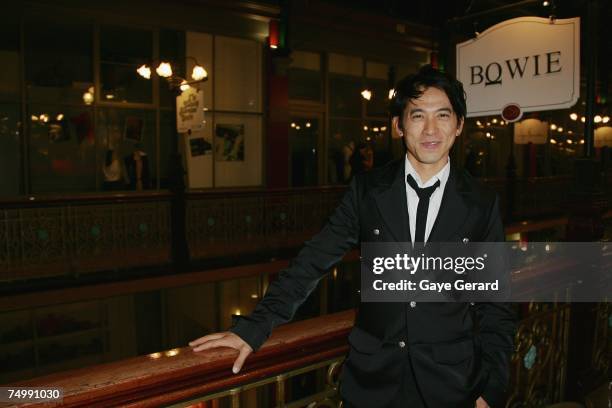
456 16 580 119
124 117 144 142
176 87 205 133
189 137 212 157
215 124 244 161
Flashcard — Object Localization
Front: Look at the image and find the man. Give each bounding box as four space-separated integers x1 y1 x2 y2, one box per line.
190 65 516 408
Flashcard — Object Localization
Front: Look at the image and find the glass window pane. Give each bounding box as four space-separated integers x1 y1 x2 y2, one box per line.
328 119 361 184
29 106 96 193
159 110 178 189
0 20 20 102
0 103 21 195
25 20 93 105
363 120 392 169
159 29 185 108
96 108 156 190
289 51 321 101
186 31 213 111
365 78 389 118
289 117 318 187
100 25 152 104
329 75 362 118
214 36 261 112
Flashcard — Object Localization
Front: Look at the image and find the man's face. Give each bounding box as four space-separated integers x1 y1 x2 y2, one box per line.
393 87 463 169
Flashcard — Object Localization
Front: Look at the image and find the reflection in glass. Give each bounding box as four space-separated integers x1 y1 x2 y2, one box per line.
328 119 361 184
289 117 318 187
25 21 93 105
329 75 361 118
100 26 152 104
0 104 21 195
29 106 96 193
96 108 156 190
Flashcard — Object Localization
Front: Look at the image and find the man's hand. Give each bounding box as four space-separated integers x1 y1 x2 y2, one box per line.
475 397 489 408
189 332 253 374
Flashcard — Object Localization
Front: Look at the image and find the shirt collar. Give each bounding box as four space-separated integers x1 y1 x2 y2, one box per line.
404 155 450 188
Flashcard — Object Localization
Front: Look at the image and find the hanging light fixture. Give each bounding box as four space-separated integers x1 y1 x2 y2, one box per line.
136 57 209 92
361 89 372 100
156 62 173 78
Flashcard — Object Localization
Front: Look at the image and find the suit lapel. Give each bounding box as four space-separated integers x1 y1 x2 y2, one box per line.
428 165 471 242
372 159 411 243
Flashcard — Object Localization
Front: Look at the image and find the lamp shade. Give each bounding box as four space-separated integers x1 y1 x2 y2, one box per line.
514 118 548 144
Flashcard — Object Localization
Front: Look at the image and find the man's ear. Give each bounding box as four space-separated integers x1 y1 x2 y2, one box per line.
392 116 403 139
456 117 465 136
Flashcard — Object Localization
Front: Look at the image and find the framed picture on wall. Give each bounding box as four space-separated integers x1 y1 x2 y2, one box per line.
124 116 144 142
190 137 212 157
215 124 244 161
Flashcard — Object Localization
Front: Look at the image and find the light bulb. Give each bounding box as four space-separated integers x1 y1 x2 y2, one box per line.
191 65 208 81
156 62 173 78
137 64 151 79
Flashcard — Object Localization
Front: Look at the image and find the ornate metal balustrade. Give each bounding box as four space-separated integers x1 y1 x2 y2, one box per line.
0 193 172 283
185 187 345 260
508 303 571 407
1 172 608 284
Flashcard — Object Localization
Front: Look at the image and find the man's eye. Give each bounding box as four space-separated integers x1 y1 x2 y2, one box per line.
438 113 451 119
411 114 424 120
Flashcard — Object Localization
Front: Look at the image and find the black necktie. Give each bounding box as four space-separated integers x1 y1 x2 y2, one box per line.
406 174 440 244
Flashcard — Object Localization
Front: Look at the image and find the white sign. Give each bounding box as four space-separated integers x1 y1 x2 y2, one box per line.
456 17 580 118
176 87 205 133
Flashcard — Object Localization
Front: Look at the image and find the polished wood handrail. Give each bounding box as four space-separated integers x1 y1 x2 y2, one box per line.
0 191 174 208
6 255 594 407
10 310 355 408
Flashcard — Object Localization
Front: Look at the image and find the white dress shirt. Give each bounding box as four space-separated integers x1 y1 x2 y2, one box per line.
404 156 450 244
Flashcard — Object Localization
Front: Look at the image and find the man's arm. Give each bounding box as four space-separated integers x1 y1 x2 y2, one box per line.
230 177 361 350
475 195 517 408
191 177 361 370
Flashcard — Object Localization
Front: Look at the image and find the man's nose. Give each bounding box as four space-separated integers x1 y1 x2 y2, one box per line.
423 116 436 135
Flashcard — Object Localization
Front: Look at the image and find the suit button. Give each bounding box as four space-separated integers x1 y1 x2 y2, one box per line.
409 301 417 308
373 228 380 235
398 341 406 348
470 302 475 306
462 237 469 243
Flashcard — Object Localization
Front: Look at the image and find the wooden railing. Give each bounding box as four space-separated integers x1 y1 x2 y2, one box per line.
8 252 609 407
6 310 354 408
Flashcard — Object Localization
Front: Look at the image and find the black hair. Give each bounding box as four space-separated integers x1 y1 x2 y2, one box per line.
389 64 466 127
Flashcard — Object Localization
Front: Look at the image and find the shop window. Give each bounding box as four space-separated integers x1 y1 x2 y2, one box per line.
25 20 93 105
288 51 321 101
28 105 96 193
289 116 319 187
365 61 389 118
214 36 261 113
159 110 178 189
100 25 153 104
328 118 361 184
0 19 20 102
96 108 157 191
0 103 21 195
159 29 185 108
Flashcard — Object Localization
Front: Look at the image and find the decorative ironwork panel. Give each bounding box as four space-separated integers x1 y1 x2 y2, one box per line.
0 200 171 282
187 189 344 260
507 303 570 407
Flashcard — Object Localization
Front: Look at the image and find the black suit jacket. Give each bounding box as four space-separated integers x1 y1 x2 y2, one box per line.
231 158 516 408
